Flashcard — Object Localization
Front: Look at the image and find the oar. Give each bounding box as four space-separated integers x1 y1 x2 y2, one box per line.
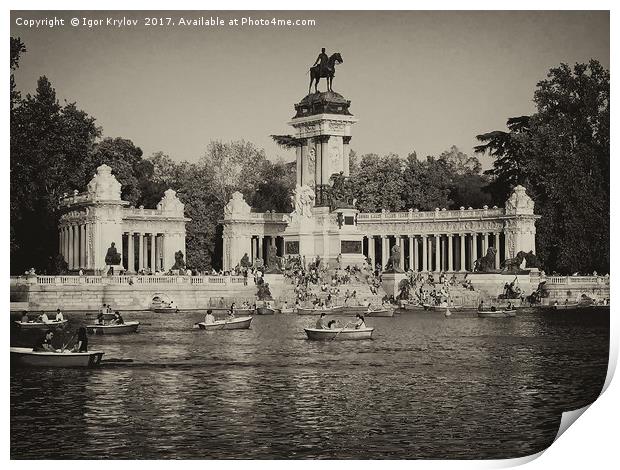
101 358 134 363
61 331 77 352
331 322 350 341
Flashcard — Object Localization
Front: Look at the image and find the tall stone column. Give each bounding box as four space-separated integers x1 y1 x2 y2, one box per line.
422 235 428 272
380 235 387 269
343 136 352 177
460 233 466 272
483 233 489 256
138 234 144 271
127 233 135 272
368 236 375 268
398 236 405 267
472 233 478 269
434 235 440 272
320 136 330 188
159 233 162 271
79 225 85 269
295 145 302 186
408 236 414 271
448 234 454 272
150 233 156 272
258 237 263 261
494 232 501 268
413 236 419 271
68 225 74 269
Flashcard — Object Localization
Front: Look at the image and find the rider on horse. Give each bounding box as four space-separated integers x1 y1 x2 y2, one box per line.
313 48 333 76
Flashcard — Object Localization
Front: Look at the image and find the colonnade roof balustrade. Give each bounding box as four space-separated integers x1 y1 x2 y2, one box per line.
357 206 505 222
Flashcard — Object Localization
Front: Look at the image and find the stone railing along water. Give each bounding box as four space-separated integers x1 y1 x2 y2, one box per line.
11 275 247 286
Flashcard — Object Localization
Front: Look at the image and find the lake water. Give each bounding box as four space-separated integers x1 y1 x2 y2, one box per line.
10 307 609 459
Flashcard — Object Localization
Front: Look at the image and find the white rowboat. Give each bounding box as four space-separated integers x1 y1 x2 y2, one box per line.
477 310 517 318
195 316 253 330
10 347 104 368
14 320 68 330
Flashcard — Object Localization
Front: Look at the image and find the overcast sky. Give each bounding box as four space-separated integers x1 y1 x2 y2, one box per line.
11 10 609 169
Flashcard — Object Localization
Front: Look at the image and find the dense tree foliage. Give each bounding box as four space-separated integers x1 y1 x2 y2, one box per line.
476 60 609 274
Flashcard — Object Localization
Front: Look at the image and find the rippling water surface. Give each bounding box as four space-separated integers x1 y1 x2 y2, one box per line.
10 308 608 459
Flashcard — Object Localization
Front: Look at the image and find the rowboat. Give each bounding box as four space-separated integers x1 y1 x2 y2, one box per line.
297 306 344 315
339 305 370 315
10 347 104 368
365 308 394 318
150 293 178 313
14 319 68 330
86 321 140 335
256 306 275 315
304 327 374 341
477 309 517 318
549 303 580 310
401 303 425 311
279 307 296 314
195 316 253 330
428 305 463 313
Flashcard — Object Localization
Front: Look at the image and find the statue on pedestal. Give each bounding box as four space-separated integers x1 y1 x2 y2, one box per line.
384 245 404 273
309 49 344 94
264 244 282 274
104 242 122 266
474 247 498 273
171 251 186 270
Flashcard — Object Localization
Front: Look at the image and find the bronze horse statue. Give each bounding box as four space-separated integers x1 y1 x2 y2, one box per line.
309 53 343 94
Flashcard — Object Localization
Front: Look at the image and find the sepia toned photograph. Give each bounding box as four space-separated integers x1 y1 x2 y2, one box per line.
9 9 610 460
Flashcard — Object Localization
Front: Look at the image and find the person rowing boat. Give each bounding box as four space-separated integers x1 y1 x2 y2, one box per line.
33 330 56 352
204 309 216 324
354 314 366 329
315 312 328 329
72 327 88 352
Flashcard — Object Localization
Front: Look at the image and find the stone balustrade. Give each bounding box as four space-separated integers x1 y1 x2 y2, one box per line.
11 275 247 286
357 206 505 221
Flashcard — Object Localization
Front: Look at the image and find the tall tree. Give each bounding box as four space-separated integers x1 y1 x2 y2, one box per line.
475 60 609 273
10 76 100 273
350 153 404 212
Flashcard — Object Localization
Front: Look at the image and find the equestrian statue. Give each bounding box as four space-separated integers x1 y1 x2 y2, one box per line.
309 48 344 94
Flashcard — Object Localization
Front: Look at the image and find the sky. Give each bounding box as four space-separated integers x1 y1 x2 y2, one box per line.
10 10 609 169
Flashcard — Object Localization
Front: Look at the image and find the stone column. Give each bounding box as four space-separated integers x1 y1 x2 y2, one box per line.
79 225 85 269
75 225 81 269
483 233 489 256
67 225 74 269
138 234 144 271
320 136 330 188
343 136 352 177
295 145 302 186
258 236 263 261
127 233 135 272
408 236 414 271
397 236 405 267
150 233 156 272
159 233 166 271
413 236 419 271
434 235 440 272
494 232 501 268
368 236 375 268
448 234 454 272
460 234 466 272
380 235 387 269
422 235 428 272
472 233 478 270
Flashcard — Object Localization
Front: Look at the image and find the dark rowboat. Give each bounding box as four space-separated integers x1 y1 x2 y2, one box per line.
86 321 140 335
304 327 374 341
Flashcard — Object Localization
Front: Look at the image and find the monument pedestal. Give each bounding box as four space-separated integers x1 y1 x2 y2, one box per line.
382 272 407 299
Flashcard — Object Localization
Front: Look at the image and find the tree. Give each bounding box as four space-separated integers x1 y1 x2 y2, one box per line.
350 153 404 212
86 137 144 205
475 60 609 273
475 116 531 204
11 75 100 273
401 153 452 210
